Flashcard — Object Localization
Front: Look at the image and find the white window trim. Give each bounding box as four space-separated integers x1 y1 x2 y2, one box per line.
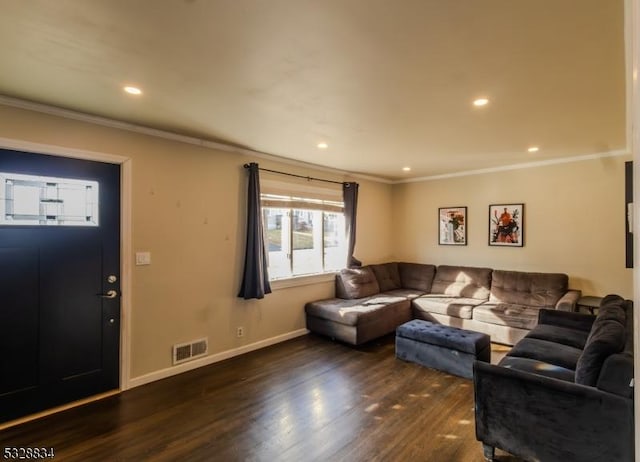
261 178 345 284
270 271 337 290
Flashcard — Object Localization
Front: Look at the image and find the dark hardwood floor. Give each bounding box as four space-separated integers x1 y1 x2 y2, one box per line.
0 334 521 461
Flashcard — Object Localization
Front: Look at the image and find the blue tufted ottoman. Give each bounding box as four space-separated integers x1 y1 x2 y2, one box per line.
395 319 491 379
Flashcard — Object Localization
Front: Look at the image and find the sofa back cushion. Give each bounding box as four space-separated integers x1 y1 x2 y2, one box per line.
398 263 436 292
589 295 634 396
431 265 492 300
489 270 568 307
335 266 380 299
575 319 626 386
370 263 401 292
596 294 627 325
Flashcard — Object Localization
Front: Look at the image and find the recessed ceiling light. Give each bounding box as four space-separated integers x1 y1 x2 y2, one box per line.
123 86 142 95
473 98 489 107
402 167 411 172
528 146 540 153
317 142 328 149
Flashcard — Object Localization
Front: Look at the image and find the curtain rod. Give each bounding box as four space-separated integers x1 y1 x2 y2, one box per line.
243 164 352 186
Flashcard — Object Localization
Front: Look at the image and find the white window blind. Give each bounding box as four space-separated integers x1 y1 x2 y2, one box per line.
260 177 346 280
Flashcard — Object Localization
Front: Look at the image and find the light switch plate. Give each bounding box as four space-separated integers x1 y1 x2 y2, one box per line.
135 252 151 265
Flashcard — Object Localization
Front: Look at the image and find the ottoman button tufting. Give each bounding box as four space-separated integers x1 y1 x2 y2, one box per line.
395 319 491 379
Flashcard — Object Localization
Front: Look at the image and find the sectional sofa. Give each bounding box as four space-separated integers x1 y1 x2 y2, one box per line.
474 294 634 461
304 262 581 346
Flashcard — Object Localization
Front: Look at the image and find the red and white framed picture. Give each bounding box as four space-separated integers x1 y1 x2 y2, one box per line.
438 206 467 245
489 203 524 247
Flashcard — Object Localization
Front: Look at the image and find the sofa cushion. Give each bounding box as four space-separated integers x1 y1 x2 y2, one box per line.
597 352 634 398
525 324 590 349
575 319 626 386
384 288 426 300
431 265 492 300
412 295 484 320
305 296 409 326
370 263 401 292
498 356 575 382
600 293 625 307
506 338 582 370
335 266 380 299
472 303 539 330
361 293 411 306
595 295 627 326
489 270 568 307
305 298 363 326
398 262 436 292
537 309 595 332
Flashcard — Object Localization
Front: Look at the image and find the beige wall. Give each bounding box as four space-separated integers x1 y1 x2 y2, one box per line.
0 105 394 378
392 155 633 298
0 103 632 383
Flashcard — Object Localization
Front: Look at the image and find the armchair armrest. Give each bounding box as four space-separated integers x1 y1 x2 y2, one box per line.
473 361 634 462
555 289 581 311
538 308 596 332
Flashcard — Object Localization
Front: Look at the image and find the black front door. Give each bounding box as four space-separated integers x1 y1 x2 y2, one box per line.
0 148 121 422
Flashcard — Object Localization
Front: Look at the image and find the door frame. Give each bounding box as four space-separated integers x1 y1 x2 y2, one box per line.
628 0 640 458
0 136 133 391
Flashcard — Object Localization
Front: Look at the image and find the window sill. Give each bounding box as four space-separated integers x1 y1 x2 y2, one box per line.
270 272 337 290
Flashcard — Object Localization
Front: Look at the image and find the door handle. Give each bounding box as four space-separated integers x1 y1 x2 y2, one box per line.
98 290 118 299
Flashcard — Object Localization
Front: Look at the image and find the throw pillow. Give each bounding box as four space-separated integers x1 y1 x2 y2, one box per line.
596 295 626 326
335 267 380 299
575 319 626 386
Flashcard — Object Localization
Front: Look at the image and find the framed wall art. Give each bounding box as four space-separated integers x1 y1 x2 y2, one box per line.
439 206 467 245
489 203 524 247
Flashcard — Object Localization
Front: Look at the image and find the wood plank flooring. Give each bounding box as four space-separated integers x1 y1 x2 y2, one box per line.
0 334 521 461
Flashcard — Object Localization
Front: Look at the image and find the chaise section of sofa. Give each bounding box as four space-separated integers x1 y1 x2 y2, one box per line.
305 263 429 345
474 295 634 462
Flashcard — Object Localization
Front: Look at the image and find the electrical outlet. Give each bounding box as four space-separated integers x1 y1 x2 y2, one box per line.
236 326 244 338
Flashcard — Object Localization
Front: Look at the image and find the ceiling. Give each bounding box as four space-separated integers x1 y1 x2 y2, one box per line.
0 0 627 181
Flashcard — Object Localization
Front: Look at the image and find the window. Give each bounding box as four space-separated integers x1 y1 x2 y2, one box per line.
262 192 346 280
0 172 99 226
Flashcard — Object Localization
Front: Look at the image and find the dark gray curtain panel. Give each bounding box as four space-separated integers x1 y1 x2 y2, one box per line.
343 182 362 268
238 163 272 299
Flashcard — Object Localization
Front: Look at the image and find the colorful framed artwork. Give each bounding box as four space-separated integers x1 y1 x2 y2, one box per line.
489 203 524 247
438 207 467 245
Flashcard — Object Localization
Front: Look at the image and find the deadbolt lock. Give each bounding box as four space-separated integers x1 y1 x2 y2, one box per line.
107 275 117 283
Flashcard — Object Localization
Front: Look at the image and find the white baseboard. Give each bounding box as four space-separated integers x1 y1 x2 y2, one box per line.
127 328 309 389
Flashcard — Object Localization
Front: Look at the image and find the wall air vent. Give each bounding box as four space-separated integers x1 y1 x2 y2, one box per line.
172 338 208 365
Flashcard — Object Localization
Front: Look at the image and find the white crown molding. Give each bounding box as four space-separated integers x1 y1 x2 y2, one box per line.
0 95 629 186
394 150 631 184
0 95 393 184
245 149 393 184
